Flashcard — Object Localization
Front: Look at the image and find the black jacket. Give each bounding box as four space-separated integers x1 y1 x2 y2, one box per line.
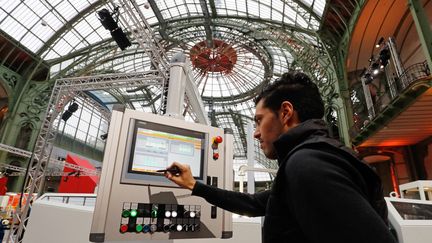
192 119 396 243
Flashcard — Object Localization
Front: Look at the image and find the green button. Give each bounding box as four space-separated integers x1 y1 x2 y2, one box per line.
136 224 143 232
130 209 137 217
122 210 130 218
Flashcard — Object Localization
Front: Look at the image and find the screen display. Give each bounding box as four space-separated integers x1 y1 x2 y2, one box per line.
128 121 206 179
391 201 432 220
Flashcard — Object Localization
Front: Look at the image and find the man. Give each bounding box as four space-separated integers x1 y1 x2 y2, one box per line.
165 72 396 243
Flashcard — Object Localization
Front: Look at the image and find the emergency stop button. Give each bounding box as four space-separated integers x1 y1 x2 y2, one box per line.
120 224 128 233
214 136 223 144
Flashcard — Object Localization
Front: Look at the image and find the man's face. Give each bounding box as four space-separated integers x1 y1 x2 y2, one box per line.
253 100 285 160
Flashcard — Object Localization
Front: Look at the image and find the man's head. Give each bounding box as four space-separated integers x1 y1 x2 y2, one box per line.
253 72 324 159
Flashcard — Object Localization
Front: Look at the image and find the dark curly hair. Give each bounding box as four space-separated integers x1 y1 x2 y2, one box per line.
254 72 324 122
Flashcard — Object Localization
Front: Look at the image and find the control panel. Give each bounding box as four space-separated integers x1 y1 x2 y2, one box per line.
119 202 201 234
89 107 233 242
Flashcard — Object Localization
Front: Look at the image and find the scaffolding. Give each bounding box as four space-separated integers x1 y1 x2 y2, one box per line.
0 143 99 177
6 70 164 243
5 0 202 240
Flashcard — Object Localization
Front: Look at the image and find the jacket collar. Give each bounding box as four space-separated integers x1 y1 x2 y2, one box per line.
273 119 329 165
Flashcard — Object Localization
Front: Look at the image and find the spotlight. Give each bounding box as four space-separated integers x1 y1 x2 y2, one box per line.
97 8 131 50
61 101 79 122
371 62 380 75
376 37 384 48
379 48 391 67
111 28 132 50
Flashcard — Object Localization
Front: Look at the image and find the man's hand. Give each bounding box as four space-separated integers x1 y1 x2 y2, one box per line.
164 162 196 190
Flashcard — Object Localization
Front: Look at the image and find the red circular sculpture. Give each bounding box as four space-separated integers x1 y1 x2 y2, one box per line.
190 39 237 74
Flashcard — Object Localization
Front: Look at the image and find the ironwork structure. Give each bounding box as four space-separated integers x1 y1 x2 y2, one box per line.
6 71 163 242
0 143 98 177
0 1 353 241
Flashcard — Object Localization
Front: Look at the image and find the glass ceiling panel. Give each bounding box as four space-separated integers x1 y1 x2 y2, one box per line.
41 6 112 60
271 1 284 22
0 8 6 23
207 0 319 30
235 0 247 13
299 0 326 17
0 0 329 170
20 32 44 52
0 16 27 41
0 0 97 53
135 1 157 25
313 1 326 17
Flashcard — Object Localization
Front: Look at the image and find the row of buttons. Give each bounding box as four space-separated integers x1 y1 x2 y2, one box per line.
122 209 198 218
119 223 200 233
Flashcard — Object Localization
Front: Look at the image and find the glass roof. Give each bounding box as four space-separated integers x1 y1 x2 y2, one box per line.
0 0 331 170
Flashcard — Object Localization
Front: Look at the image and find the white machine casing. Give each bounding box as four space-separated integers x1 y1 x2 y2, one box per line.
89 107 233 242
385 197 432 243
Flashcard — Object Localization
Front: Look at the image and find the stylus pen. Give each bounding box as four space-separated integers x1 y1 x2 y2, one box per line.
156 166 181 174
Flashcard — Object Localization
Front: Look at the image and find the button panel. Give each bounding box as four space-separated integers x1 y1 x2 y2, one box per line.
120 202 201 234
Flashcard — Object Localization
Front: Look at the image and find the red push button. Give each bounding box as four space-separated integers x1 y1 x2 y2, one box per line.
213 153 219 160
120 224 128 233
214 136 223 144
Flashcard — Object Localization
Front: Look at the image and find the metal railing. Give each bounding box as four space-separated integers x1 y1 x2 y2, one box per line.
350 61 431 138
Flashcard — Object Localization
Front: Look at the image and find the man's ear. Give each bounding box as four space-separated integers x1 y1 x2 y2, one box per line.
280 101 294 123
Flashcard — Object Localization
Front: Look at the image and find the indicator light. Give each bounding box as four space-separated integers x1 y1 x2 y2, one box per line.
151 205 158 218
122 210 130 218
136 224 143 232
130 209 137 217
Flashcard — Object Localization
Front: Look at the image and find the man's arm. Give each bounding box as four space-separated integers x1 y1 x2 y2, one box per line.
192 181 269 217
165 162 269 217
284 149 396 243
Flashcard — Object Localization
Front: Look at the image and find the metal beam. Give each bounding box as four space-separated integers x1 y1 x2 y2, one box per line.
162 15 317 36
0 143 99 176
408 0 432 71
147 0 169 40
291 0 321 21
199 0 214 47
56 71 162 90
228 109 247 152
208 0 217 18
330 5 348 30
0 30 50 69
